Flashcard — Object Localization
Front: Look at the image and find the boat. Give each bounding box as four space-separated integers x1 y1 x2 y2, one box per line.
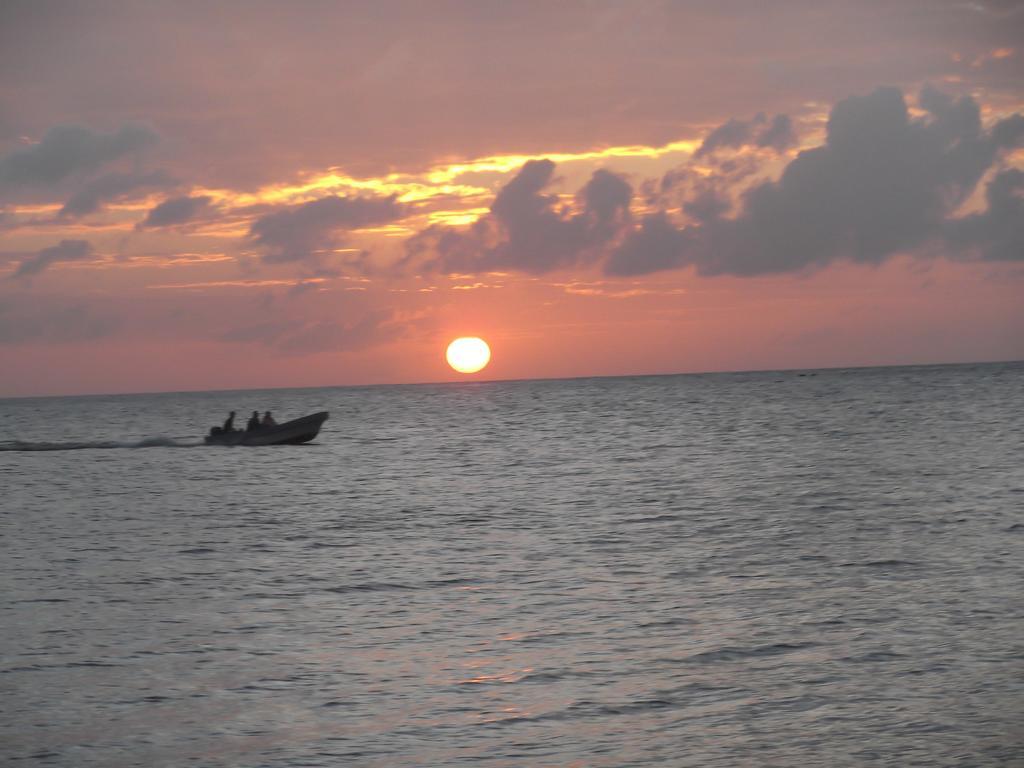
204 411 329 446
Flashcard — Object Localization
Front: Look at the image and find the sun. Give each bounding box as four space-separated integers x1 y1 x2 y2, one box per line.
446 337 491 374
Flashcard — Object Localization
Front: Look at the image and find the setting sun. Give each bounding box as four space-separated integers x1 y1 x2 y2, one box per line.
446 337 491 374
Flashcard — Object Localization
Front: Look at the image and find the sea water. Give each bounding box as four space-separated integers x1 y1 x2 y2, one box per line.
1 363 1022 766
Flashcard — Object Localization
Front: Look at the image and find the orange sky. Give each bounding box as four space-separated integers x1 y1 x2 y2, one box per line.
1 1 1022 396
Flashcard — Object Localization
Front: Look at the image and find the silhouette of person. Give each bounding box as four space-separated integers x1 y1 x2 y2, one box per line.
261 411 277 427
246 411 261 431
222 411 236 431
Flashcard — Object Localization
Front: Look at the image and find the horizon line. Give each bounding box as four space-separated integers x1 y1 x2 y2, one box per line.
2 356 1021 402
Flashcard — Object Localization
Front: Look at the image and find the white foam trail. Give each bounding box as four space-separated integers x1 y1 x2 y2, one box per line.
0 437 203 452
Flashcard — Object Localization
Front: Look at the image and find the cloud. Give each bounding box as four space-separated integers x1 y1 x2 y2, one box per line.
945 168 1024 262
221 309 403 355
756 114 797 152
248 194 406 264
605 213 694 277
12 239 93 279
0 295 118 344
59 170 175 217
137 194 215 228
0 123 158 192
581 168 634 241
695 112 796 157
5 1 1024 193
991 113 1024 147
406 160 632 274
682 188 732 223
607 86 1024 277
397 85 1022 282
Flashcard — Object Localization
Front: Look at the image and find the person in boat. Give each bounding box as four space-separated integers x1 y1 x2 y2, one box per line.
246 411 261 431
222 411 237 432
261 411 277 427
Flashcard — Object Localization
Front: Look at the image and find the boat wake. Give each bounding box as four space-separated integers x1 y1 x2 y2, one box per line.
0 437 203 452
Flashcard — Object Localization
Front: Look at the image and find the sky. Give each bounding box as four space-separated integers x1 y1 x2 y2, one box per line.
1 0 1022 397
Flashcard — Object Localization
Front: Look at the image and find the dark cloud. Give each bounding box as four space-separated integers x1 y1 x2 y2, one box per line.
581 168 633 240
0 123 158 192
695 118 751 156
406 160 632 274
695 112 795 157
682 188 732 224
401 86 1022 280
59 170 174 218
641 156 759 214
12 239 93 279
945 168 1024 262
991 113 1024 149
605 213 693 277
756 114 796 152
248 194 406 264
138 194 214 228
608 86 1024 277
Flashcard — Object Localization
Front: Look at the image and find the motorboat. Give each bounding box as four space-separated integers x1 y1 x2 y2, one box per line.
205 411 329 446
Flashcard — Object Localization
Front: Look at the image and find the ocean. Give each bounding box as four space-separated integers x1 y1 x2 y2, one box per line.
2 362 1022 767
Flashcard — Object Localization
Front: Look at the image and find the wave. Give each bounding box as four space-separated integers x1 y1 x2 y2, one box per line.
0 436 202 452
684 641 820 665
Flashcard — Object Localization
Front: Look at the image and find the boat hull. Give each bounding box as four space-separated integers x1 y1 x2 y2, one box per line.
204 411 329 446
